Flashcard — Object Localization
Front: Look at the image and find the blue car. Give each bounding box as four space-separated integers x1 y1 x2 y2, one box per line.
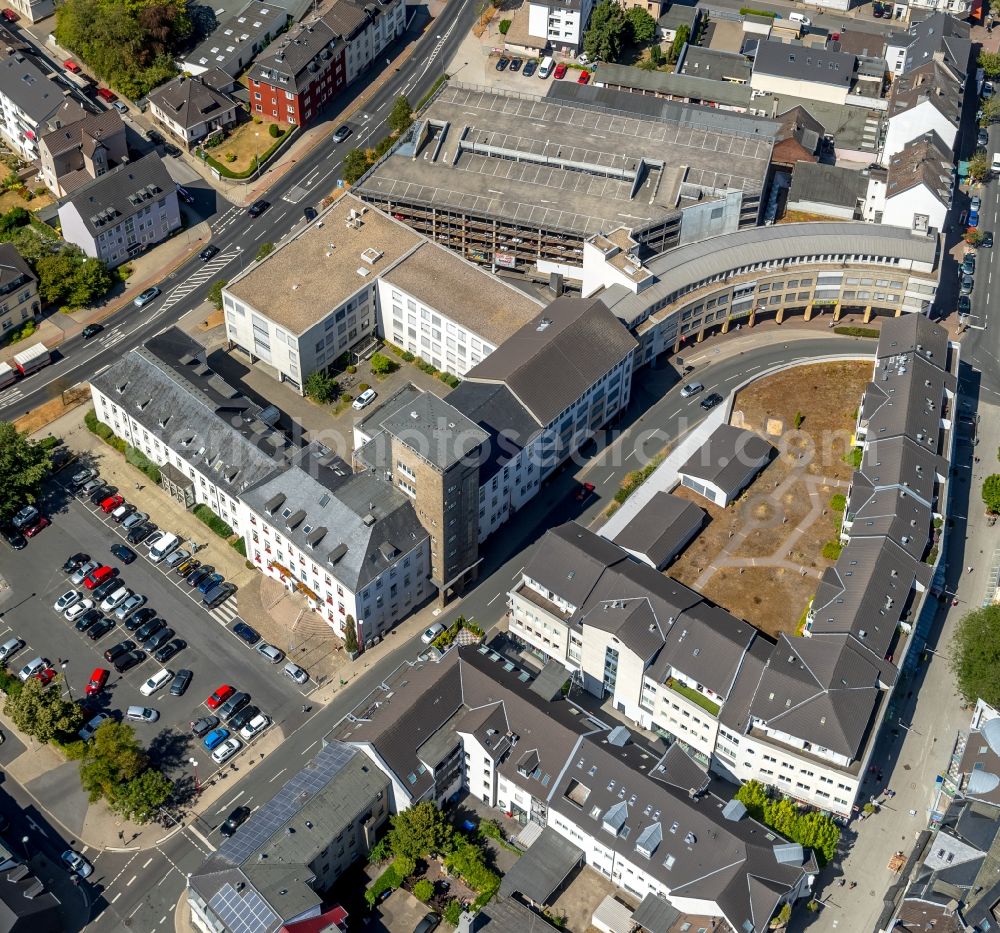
203 727 230 751
198 573 224 594
969 211 980 229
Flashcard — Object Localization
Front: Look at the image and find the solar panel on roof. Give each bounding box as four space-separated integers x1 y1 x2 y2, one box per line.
209 882 279 933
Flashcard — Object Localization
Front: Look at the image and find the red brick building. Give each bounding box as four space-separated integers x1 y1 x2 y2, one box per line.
247 20 346 126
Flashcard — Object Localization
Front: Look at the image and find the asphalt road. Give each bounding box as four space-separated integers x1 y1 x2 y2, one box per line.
0 0 479 424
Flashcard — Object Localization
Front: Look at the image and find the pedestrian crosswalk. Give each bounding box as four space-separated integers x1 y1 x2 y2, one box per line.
0 385 24 409
207 597 240 627
157 250 239 314
98 325 128 351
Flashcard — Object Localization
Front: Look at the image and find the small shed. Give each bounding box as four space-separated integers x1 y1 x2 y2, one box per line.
612 491 705 570
678 424 773 506
498 827 583 906
591 896 634 933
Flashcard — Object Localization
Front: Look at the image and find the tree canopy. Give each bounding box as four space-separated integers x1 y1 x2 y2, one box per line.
385 801 452 860
343 149 370 185
626 6 657 44
388 96 413 135
952 604 1000 707
54 0 191 98
735 780 840 863
3 675 82 742
981 49 1000 79
79 720 173 823
584 0 629 62
970 151 992 184
0 422 51 524
983 474 1000 514
304 371 340 404
980 96 1000 128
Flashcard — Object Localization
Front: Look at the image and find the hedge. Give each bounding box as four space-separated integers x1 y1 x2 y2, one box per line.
37 435 61 451
193 504 234 539
365 863 403 906
416 73 449 112
0 667 22 697
199 127 297 179
739 6 777 15
833 326 879 338
84 409 162 483
231 538 247 557
125 445 161 484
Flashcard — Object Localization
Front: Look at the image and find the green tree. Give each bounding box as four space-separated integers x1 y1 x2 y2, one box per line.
386 801 452 860
983 474 1000 513
981 96 1000 127
734 779 770 820
669 24 691 63
369 352 397 376
626 6 656 44
770 903 792 929
412 879 434 903
0 206 29 237
992 0 1000 19
79 720 147 803
649 44 664 66
969 151 992 184
304 371 340 404
65 256 113 308
796 810 840 863
3 674 83 742
952 604 1000 706
584 0 628 62
343 615 358 654
207 279 227 311
388 96 413 135
343 148 370 184
497 18 511 34
0 422 51 524
981 49 1000 78
113 768 173 823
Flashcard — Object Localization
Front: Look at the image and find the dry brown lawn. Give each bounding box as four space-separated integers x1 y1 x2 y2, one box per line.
207 119 291 174
14 388 89 434
668 360 870 637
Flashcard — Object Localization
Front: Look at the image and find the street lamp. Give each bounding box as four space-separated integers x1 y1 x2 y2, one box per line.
20 836 28 861
189 757 201 794
235 245 244 273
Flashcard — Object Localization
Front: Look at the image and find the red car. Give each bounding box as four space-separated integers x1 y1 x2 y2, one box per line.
85 668 109 697
100 494 124 513
96 87 117 103
1 8 18 21
24 516 49 537
33 667 56 686
576 481 595 501
553 62 568 80
64 59 80 73
84 565 114 590
206 684 234 710
577 70 590 84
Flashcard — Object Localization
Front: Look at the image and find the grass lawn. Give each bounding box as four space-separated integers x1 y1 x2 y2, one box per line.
205 118 291 175
667 678 720 716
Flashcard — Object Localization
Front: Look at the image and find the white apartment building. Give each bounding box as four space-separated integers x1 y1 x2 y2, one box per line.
526 0 596 52
322 0 406 85
223 196 542 392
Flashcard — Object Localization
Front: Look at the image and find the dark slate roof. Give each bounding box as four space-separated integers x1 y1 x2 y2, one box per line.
597 63 752 109
40 108 123 159
752 39 856 88
748 634 884 759
477 896 565 933
60 152 176 236
147 74 236 130
631 893 681 933
900 11 971 78
249 19 342 94
0 855 61 933
446 381 540 482
612 492 704 568
860 352 954 448
855 434 946 507
498 827 583 903
718 637 773 735
0 47 84 127
677 45 752 83
463 296 637 427
321 0 385 40
678 425 773 494
376 391 489 471
889 61 962 127
876 310 950 364
0 243 35 297
787 161 867 211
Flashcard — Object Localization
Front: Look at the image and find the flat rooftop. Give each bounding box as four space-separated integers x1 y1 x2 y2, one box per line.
356 83 773 237
226 194 421 334
381 242 543 345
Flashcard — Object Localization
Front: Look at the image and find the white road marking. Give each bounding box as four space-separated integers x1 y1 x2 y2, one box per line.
301 740 318 756
511 566 524 580
111 892 122 904
268 767 287 783
126 875 137 886
487 592 502 606
142 857 153 868
216 791 245 814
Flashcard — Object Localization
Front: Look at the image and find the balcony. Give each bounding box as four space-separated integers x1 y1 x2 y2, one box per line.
666 678 720 717
512 582 572 621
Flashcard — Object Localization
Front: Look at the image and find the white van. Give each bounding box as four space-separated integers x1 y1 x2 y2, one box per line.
148 532 180 563
538 56 554 78
992 152 1000 174
788 11 811 25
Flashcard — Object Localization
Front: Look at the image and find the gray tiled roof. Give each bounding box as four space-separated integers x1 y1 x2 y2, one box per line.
612 491 704 569
147 74 236 130
60 152 176 237
855 434 946 506
860 352 954 447
463 296 637 427
376 391 489 472
678 424 773 495
889 61 962 127
877 310 950 363
41 108 123 159
0 48 84 127
249 19 341 93
499 827 583 903
0 243 34 296
787 161 867 211
901 11 971 78
597 62 753 109
752 39 856 88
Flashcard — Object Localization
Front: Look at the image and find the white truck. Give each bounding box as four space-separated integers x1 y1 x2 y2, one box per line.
12 342 50 376
0 362 15 390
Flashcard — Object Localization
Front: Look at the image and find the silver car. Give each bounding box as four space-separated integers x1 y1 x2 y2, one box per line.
256 643 284 664
71 560 98 586
115 592 146 620
0 637 25 662
164 548 190 569
122 510 148 530
100 586 131 612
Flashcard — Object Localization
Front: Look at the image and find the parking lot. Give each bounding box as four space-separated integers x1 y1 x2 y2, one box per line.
0 477 317 787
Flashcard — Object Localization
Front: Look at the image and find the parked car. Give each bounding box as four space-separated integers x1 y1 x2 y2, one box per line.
23 516 49 537
553 62 568 79
187 566 215 588
495 57 510 71
577 70 590 84
969 210 980 229
233 621 261 646
985 231 995 248
62 552 90 573
175 557 200 576
239 713 271 741
125 705 158 723
0 637 25 662
103 640 135 664
74 608 103 633
100 586 132 613
18 657 50 681
115 592 146 620
421 622 445 644
110 543 137 564
100 494 124 513
0 9 18 21
959 294 972 315
114 650 146 673
2 528 25 550
71 560 99 586
83 565 115 590
972 196 983 213
509 57 522 72
283 662 309 685
203 582 236 607
961 273 975 294
33 666 56 686
54 590 81 613
218 691 251 722
206 685 234 710
212 737 242 763
64 599 95 622
979 128 990 148
133 286 161 308
127 521 157 544
256 643 284 663
197 573 224 594
575 482 595 502
124 606 156 631
963 254 977 276
87 618 116 640
145 627 175 651
522 60 537 77
71 468 97 488
164 548 190 569
135 617 165 643
170 669 192 696
85 668 109 697
88 485 114 505
219 806 251 837
190 715 220 737
122 510 148 530
352 388 377 410
140 668 172 696
78 712 111 741
155 638 186 663
202 727 230 750
111 503 135 523
228 704 260 733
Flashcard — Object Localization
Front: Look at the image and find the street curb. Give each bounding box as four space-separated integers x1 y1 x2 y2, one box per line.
153 823 188 846
103 845 142 853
